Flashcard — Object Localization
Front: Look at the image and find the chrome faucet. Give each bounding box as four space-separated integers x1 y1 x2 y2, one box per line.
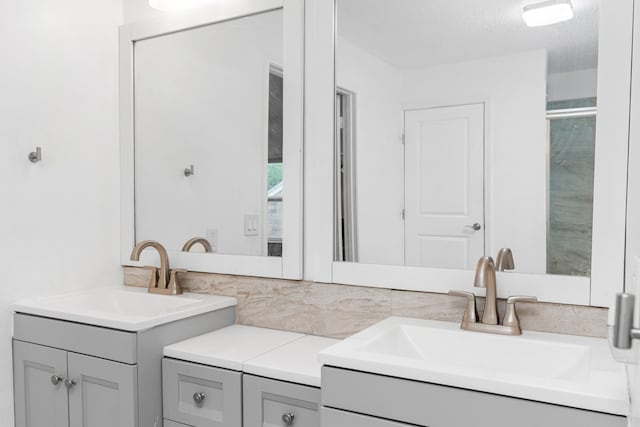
182 237 213 253
449 255 536 336
130 240 184 295
495 248 515 271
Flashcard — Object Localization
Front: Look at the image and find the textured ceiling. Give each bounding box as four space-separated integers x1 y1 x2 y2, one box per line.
338 0 599 73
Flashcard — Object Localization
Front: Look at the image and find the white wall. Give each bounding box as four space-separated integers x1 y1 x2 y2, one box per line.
336 37 404 265
548 68 598 102
0 0 123 422
401 50 548 274
134 10 283 256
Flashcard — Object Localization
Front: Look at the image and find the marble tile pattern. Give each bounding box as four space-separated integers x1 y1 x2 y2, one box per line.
124 267 608 339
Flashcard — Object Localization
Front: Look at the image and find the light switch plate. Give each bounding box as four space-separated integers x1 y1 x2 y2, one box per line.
244 214 260 236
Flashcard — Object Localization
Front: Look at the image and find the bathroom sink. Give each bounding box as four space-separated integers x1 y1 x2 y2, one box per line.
318 317 628 415
13 286 236 331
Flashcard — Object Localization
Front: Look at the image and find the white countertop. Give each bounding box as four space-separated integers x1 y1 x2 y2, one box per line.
318 317 629 416
12 286 236 332
164 325 339 386
244 335 340 387
163 325 304 371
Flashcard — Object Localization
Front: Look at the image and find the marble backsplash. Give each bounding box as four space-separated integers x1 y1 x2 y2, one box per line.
124 267 608 339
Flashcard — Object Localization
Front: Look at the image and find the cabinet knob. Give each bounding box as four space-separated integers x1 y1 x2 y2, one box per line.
50 375 63 386
64 379 76 390
193 392 205 404
282 413 295 425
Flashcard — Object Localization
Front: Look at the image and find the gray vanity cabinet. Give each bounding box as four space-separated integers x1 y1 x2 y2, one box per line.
12 307 235 427
13 341 137 427
243 374 321 427
321 367 627 427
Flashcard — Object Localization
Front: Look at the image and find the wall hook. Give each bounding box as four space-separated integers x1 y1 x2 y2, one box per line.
184 164 195 177
28 147 42 163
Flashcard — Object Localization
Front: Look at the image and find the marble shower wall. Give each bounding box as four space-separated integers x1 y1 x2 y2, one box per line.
124 267 608 339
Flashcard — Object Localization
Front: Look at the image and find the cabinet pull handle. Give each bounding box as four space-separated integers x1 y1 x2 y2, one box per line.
50 375 63 386
193 392 205 404
282 413 295 425
64 379 76 389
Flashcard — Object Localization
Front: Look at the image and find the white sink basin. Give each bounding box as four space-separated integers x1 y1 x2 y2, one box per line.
318 317 628 415
13 286 236 331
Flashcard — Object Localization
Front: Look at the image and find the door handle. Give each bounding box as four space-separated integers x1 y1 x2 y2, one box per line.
50 375 63 386
465 223 482 231
64 378 76 390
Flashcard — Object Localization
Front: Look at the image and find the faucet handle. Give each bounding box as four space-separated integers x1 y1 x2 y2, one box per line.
503 296 537 334
167 269 187 295
141 266 159 288
449 291 478 324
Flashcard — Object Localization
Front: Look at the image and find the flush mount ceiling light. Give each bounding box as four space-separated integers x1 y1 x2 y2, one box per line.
149 0 213 12
522 0 574 27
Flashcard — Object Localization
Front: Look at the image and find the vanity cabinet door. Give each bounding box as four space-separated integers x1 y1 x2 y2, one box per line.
13 340 69 427
243 374 321 427
163 358 242 427
67 352 138 427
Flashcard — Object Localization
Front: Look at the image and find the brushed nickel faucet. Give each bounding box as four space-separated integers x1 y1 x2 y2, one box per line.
182 237 213 253
449 255 536 336
474 256 499 325
130 240 184 295
496 248 515 271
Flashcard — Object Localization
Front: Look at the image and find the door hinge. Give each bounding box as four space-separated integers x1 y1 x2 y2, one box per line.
401 209 405 220
401 133 405 145
338 116 345 129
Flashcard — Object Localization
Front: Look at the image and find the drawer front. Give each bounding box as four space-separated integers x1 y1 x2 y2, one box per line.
322 408 414 427
243 374 320 427
322 367 626 427
163 358 242 427
164 420 192 427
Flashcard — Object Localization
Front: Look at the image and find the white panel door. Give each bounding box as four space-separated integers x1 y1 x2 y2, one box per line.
404 103 485 269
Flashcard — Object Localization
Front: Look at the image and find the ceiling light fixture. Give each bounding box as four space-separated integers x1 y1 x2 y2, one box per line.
149 0 213 12
522 0 574 27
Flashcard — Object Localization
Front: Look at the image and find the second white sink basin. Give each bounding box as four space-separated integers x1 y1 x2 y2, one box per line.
361 322 591 382
318 317 628 415
13 286 236 331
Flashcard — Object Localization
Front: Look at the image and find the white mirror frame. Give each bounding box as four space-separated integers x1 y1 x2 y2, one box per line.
304 0 634 306
120 0 304 279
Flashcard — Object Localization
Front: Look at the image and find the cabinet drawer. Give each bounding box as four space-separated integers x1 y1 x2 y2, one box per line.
163 358 242 427
243 374 320 427
322 367 626 427
164 420 192 427
322 408 413 427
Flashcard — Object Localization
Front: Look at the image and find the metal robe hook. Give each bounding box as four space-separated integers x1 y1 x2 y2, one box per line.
184 164 195 177
28 147 42 163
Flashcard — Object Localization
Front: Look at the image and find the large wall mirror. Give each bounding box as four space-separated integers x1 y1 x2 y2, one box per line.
121 0 304 279
325 0 633 305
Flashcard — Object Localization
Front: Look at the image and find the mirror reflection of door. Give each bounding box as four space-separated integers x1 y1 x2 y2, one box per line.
335 89 358 262
404 104 485 269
